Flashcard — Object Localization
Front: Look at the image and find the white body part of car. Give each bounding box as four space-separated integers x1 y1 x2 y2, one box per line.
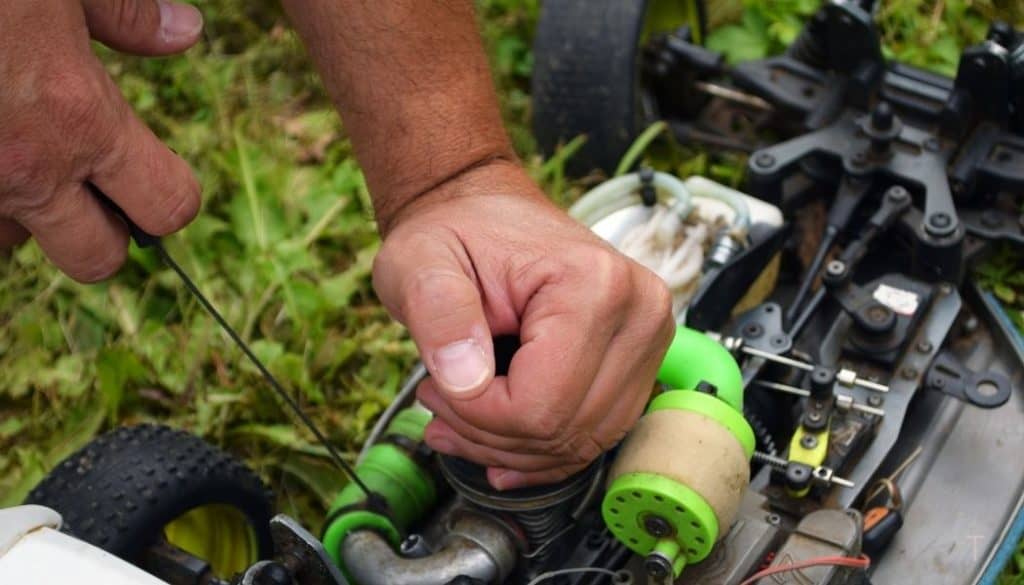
0 505 170 585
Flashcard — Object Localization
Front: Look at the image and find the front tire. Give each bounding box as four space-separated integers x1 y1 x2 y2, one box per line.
25 424 274 578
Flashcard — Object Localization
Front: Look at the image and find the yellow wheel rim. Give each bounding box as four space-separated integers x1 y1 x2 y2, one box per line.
163 504 259 578
643 0 704 44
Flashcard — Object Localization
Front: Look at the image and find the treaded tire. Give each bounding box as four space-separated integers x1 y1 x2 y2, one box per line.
531 0 705 175
25 424 274 564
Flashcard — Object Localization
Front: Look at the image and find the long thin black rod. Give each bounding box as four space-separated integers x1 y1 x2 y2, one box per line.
154 243 376 499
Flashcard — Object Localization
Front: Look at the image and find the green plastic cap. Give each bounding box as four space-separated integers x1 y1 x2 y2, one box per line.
603 473 719 576
657 326 744 411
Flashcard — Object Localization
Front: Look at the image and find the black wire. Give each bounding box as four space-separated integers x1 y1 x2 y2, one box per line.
154 243 378 501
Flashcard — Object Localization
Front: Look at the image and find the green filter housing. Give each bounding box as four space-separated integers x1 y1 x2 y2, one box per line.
321 408 435 567
604 326 753 577
657 325 744 411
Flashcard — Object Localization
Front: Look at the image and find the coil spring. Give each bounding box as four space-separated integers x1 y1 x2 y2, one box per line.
744 408 778 456
515 505 574 567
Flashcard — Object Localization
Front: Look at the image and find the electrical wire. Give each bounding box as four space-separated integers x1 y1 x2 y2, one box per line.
738 554 871 585
525 567 626 585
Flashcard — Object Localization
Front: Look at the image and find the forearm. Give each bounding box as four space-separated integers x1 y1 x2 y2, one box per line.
281 0 515 232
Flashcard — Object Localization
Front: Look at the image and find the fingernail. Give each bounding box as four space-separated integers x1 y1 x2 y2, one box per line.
433 339 490 393
427 436 455 454
490 469 523 491
159 1 204 43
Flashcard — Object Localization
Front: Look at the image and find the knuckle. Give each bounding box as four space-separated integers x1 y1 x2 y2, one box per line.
399 267 476 324
591 249 634 311
41 71 107 136
522 409 565 441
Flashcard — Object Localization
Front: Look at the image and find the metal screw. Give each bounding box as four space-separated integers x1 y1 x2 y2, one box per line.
807 411 823 423
886 186 909 202
755 153 776 168
964 316 979 333
901 367 919 380
742 323 764 338
766 513 781 526
644 555 673 579
916 341 933 353
801 434 819 449
644 515 673 538
930 213 951 228
826 260 846 277
868 394 884 407
770 334 788 347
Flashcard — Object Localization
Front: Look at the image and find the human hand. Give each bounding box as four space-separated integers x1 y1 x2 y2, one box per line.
0 0 203 281
373 161 675 490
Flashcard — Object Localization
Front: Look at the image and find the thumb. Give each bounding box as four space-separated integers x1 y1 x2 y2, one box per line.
82 0 204 56
374 235 495 399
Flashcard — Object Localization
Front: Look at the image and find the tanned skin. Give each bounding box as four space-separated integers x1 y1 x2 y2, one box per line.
0 0 674 489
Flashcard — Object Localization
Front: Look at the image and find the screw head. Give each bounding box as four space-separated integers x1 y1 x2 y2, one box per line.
644 556 671 579
754 153 776 168
930 213 951 228
766 513 782 526
826 260 846 277
886 186 910 202
916 341 933 353
868 395 884 407
643 515 673 538
800 434 819 449
901 367 919 380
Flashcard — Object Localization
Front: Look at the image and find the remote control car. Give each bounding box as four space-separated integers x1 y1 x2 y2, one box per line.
4 1 1023 584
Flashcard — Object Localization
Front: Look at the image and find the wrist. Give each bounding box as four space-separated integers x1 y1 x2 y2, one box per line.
374 153 546 235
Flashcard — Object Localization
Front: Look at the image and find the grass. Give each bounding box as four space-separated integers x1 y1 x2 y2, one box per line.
1 0 1022 577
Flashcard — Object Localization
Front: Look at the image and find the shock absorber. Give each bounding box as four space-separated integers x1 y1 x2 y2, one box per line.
602 326 754 579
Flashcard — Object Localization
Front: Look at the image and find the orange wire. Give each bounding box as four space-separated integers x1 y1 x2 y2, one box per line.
738 553 871 585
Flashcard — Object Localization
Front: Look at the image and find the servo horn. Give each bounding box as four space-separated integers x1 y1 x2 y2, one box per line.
602 326 754 578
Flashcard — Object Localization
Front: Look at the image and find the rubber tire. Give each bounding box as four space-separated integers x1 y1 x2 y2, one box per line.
531 1 704 175
25 424 275 564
